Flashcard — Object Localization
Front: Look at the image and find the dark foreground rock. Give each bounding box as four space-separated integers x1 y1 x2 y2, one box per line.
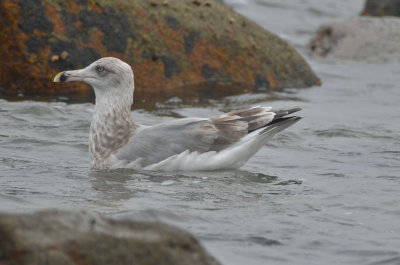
0 0 320 104
310 17 400 62
362 0 400 17
0 210 221 265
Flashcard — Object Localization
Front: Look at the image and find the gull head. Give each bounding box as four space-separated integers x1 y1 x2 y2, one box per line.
54 57 134 103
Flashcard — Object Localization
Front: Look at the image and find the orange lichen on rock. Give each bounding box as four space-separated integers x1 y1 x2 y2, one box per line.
0 0 92 99
248 53 260 70
163 71 186 89
156 21 185 57
133 6 148 22
107 51 127 62
87 29 106 54
89 0 103 13
65 1 82 16
45 4 66 36
188 38 227 73
135 59 166 92
0 0 29 94
224 53 254 85
267 73 279 89
74 20 83 30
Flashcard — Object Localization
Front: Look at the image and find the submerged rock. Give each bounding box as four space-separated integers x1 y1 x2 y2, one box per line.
0 210 221 265
0 0 320 104
310 17 400 62
362 0 400 17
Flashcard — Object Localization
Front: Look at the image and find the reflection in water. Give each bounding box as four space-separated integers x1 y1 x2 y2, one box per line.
88 168 282 208
89 170 138 206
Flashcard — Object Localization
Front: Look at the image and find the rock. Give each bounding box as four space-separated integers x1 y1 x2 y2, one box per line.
362 0 400 17
0 0 320 105
310 17 400 62
0 210 221 265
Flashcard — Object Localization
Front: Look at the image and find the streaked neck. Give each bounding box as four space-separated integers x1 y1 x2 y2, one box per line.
89 91 137 169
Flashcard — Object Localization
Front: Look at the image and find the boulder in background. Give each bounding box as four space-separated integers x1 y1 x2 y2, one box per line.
0 0 320 105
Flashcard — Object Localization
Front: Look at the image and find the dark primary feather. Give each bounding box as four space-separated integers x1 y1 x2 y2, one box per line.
266 108 302 126
272 107 302 119
258 108 302 135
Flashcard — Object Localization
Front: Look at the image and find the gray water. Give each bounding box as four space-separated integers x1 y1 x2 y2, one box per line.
1 1 400 264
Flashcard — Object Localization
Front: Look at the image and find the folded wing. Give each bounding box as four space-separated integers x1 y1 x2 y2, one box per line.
115 107 300 168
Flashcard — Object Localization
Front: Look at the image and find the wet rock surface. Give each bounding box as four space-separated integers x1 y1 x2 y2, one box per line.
362 0 400 17
310 17 400 62
0 210 221 265
0 0 320 104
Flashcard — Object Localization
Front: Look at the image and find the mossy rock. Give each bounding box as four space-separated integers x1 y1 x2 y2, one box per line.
0 0 320 104
362 0 400 17
0 210 221 265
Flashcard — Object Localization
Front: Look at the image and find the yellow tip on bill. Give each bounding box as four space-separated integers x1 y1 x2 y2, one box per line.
53 72 63 82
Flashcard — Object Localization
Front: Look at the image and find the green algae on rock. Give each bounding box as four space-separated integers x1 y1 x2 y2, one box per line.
0 210 221 265
0 0 320 104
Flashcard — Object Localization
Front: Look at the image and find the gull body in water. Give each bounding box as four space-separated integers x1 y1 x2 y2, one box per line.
54 57 301 171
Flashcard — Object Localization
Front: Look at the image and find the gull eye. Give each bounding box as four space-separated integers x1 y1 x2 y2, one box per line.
96 66 105 72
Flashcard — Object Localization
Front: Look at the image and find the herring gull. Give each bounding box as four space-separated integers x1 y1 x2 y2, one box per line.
54 57 302 171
